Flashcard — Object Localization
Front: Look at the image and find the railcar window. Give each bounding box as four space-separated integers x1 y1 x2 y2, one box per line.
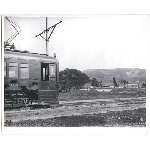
41 63 56 81
41 63 49 81
20 63 29 78
9 62 18 78
4 62 6 77
49 64 56 77
43 68 45 80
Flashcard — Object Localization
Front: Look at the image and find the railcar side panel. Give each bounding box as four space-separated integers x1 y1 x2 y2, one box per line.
29 60 40 80
4 51 59 107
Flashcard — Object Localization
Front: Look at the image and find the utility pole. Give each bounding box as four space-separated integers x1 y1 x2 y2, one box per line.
46 17 48 55
35 18 62 56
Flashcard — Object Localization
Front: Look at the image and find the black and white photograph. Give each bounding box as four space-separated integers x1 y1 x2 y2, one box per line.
2 15 148 129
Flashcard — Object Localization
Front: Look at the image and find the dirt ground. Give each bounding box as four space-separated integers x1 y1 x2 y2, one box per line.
4 95 146 127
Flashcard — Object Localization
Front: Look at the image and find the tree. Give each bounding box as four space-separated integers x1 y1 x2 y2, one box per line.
91 78 99 87
59 68 89 92
113 77 118 87
99 80 102 87
120 79 128 88
142 83 146 88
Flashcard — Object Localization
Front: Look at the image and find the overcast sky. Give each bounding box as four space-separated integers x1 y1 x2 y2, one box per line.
4 15 148 71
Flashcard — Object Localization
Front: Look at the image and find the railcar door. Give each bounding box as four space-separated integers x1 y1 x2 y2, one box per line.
38 63 58 104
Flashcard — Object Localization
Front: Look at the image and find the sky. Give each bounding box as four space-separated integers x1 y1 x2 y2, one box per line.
4 15 148 71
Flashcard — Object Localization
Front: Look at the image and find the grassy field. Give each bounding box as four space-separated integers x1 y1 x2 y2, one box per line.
59 88 146 101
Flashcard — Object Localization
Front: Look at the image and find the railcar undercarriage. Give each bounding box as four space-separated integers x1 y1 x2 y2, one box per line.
4 89 58 110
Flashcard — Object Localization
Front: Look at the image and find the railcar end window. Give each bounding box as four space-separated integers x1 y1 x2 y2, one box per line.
43 68 45 80
20 63 29 78
4 62 6 77
41 63 49 81
9 62 18 78
49 64 56 77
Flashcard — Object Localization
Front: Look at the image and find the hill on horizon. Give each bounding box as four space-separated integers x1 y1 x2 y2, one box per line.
82 68 146 85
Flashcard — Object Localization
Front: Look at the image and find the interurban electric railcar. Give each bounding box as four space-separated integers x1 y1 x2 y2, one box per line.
4 50 59 108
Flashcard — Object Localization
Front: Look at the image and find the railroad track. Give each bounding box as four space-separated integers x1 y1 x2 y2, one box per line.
4 96 146 111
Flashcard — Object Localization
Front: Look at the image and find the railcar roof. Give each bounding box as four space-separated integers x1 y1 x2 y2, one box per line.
4 50 59 63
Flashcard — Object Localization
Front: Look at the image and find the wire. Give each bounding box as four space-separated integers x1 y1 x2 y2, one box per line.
35 20 62 42
5 17 21 43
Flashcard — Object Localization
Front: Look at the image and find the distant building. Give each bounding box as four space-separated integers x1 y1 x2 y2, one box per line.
110 85 115 88
101 83 114 88
83 83 93 89
96 89 112 92
125 83 139 88
118 84 124 88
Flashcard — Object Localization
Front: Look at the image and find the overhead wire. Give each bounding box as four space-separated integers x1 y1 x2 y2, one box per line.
35 20 62 42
